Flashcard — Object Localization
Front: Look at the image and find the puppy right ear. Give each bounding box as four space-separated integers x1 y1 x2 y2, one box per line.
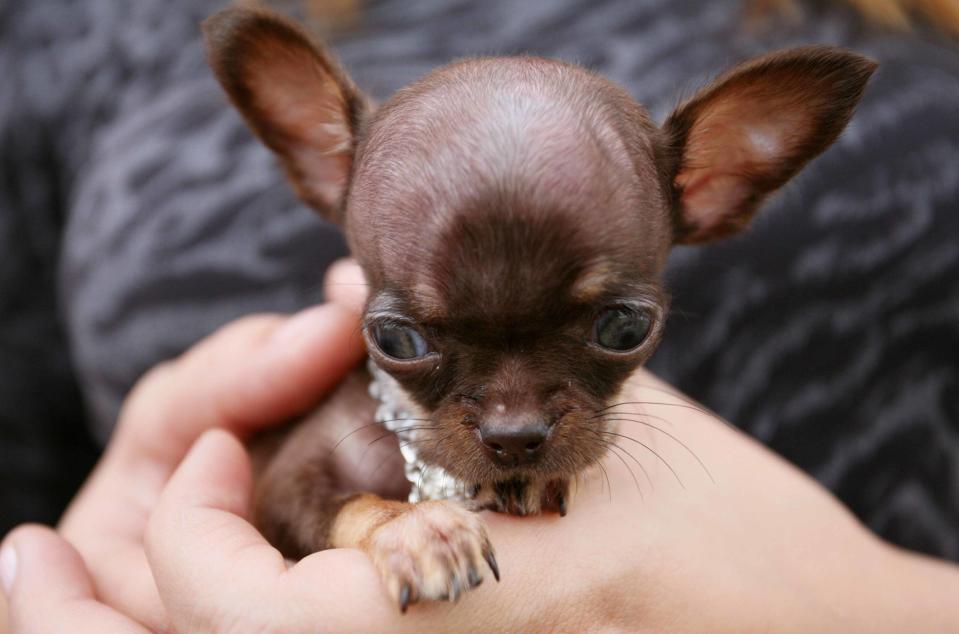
662 46 875 244
202 8 368 224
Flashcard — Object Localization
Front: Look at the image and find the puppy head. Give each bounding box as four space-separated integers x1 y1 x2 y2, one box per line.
204 9 875 486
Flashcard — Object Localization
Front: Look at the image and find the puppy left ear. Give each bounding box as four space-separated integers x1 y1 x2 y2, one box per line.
202 8 368 224
663 46 876 244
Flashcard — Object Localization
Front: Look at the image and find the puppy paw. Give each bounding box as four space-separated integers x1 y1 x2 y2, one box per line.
479 477 570 516
365 500 498 612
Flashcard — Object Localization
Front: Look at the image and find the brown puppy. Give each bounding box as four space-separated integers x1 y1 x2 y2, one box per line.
202 7 875 612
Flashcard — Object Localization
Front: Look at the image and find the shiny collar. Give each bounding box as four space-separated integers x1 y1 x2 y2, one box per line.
368 360 474 503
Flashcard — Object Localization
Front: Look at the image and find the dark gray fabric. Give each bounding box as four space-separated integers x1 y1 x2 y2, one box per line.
1 3 101 529
1 0 957 557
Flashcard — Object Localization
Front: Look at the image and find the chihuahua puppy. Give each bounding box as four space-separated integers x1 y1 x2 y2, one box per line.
202 7 875 612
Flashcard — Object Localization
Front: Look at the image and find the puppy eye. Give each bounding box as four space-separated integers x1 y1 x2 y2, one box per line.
371 322 431 360
593 306 653 352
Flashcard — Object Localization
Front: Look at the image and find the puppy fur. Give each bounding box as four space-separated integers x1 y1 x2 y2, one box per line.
203 7 875 611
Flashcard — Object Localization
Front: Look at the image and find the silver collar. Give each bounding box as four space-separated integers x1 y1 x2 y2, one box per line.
368 360 474 503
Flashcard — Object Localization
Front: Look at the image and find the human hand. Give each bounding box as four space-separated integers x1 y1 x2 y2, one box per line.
48 259 368 632
1 525 149 633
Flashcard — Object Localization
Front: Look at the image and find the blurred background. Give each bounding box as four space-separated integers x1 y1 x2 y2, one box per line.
1 0 957 559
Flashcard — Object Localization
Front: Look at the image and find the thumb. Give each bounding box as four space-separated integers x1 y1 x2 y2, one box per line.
145 429 288 631
146 429 391 632
1 525 149 633
114 300 367 473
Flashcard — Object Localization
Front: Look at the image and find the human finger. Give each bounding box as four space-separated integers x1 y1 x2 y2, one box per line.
323 257 368 314
1 525 149 634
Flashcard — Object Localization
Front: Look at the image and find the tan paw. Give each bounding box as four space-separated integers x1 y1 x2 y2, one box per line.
365 500 498 612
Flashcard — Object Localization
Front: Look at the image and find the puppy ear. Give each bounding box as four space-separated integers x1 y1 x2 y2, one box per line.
663 46 876 244
202 8 368 224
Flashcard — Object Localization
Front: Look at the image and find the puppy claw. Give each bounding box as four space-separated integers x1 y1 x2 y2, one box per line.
367 500 493 612
468 566 482 588
484 549 500 582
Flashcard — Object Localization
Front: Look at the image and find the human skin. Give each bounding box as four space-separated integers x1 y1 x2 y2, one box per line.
2 259 959 633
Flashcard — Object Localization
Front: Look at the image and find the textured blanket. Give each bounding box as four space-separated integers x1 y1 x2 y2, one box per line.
1 0 957 558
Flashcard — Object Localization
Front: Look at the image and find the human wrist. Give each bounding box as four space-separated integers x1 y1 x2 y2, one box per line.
773 533 959 632
873 543 959 629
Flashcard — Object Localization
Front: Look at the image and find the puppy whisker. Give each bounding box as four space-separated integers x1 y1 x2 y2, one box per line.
594 430 686 490
592 411 674 426
356 426 442 468
369 447 407 480
601 439 654 492
363 425 442 450
596 417 713 483
593 400 713 418
601 442 646 500
596 460 613 503
330 418 435 454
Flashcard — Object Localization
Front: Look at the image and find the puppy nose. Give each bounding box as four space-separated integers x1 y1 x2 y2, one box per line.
480 424 548 465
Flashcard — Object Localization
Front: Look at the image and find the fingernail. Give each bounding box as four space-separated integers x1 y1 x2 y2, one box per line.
0 544 16 596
